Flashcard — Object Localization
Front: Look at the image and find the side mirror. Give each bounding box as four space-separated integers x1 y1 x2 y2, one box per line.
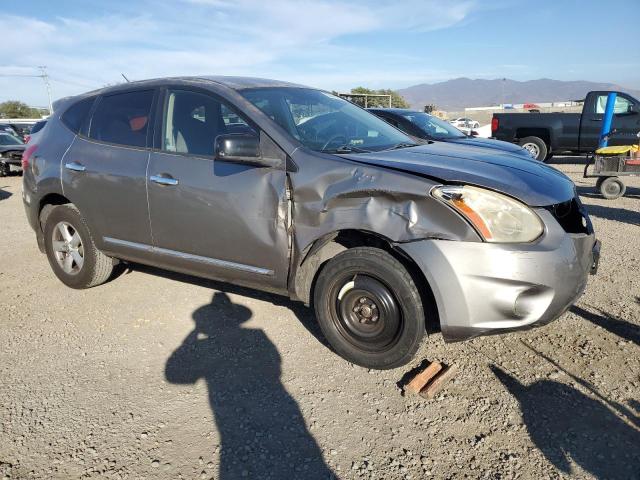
215 133 285 169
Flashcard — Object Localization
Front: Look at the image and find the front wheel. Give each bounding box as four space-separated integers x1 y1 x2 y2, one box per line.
313 247 426 369
0 162 9 177
43 204 115 288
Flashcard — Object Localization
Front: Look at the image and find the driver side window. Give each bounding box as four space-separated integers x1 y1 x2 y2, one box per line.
163 90 255 156
595 95 633 115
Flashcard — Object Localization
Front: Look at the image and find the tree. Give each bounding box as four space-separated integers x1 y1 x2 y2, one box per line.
348 87 410 108
0 101 45 119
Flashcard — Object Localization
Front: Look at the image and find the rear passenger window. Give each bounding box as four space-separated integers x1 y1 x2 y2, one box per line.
61 97 95 134
90 90 154 148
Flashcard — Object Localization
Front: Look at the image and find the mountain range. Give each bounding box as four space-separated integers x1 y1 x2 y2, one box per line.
397 78 640 111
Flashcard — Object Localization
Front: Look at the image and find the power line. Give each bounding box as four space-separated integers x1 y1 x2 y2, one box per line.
0 67 53 114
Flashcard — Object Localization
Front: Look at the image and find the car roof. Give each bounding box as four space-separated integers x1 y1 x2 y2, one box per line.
53 76 314 112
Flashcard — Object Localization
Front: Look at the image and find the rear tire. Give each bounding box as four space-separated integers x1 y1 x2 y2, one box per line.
599 176 626 200
313 247 426 370
43 204 114 288
519 136 548 161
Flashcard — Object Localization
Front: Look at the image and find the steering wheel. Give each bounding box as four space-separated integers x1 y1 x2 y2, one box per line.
321 134 348 151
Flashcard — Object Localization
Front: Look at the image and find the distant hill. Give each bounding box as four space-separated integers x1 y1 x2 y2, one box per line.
397 78 640 111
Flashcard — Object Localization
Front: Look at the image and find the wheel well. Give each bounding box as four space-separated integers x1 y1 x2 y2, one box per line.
38 193 71 229
516 129 550 147
293 229 440 333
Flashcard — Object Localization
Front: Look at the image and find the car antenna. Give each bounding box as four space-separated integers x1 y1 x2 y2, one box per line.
121 73 130 83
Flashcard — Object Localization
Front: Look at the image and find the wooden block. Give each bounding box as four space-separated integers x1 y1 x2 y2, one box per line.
420 365 458 399
405 361 442 395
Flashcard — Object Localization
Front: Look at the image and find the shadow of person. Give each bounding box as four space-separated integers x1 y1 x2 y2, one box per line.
165 292 334 480
491 365 640 478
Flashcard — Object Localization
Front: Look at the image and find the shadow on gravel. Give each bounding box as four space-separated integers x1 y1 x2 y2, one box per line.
577 184 640 201
571 305 640 346
165 292 335 480
0 186 11 201
579 201 640 226
492 365 640 478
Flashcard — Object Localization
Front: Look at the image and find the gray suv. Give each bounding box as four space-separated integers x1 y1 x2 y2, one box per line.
23 77 599 369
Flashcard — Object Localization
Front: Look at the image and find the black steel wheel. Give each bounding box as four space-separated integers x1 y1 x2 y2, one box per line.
314 247 426 369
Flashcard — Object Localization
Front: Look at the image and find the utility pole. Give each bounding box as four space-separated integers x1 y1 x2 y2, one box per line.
38 66 53 115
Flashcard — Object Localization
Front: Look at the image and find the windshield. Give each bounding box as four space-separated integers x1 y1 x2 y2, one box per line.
241 87 415 153
401 112 466 139
0 133 23 146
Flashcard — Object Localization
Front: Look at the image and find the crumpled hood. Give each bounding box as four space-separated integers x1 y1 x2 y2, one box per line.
444 136 529 156
340 142 575 206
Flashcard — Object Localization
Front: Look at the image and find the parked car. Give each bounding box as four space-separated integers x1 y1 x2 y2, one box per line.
368 108 533 159
23 77 599 369
492 90 640 161
450 117 480 129
0 132 25 176
0 122 35 142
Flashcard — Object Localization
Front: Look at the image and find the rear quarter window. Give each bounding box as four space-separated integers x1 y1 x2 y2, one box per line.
89 90 154 148
61 97 96 134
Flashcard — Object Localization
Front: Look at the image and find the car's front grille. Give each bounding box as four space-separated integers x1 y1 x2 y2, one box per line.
545 197 591 235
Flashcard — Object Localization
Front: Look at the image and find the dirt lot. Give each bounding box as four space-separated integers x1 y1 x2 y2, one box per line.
1 158 639 480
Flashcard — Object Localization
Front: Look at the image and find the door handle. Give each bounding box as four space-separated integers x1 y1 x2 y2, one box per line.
150 174 178 186
65 162 86 172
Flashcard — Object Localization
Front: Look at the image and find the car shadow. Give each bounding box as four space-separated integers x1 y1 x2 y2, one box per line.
165 291 336 479
0 186 11 201
492 365 640 477
578 201 640 226
546 155 586 165
127 263 329 349
571 305 640 346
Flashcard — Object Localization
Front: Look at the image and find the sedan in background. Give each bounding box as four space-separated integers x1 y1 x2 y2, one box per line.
368 108 533 159
450 117 480 129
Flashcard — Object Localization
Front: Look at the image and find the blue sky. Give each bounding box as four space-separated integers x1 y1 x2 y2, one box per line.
1 0 639 107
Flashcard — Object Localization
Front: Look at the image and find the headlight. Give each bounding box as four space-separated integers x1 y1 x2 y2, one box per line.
432 185 544 243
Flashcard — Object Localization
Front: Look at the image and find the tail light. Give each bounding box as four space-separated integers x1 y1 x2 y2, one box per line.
491 117 499 133
24 134 31 144
22 144 38 170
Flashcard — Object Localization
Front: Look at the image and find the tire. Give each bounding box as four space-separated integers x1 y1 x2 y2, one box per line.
599 176 626 200
519 136 548 161
544 152 554 162
43 204 114 288
0 162 9 177
313 247 426 370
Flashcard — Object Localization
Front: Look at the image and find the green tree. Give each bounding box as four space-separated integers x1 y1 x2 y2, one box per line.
0 101 45 119
349 87 409 108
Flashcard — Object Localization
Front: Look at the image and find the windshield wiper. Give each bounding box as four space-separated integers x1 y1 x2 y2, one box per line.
385 142 418 150
321 144 371 154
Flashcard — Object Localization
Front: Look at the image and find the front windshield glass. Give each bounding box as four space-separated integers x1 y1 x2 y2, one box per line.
402 112 466 139
0 133 23 146
241 87 415 153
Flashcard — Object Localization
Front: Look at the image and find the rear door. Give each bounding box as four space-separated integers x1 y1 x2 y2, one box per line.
61 89 156 258
579 93 640 150
145 87 289 290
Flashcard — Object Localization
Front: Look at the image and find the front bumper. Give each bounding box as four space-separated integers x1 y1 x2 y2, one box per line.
398 209 597 342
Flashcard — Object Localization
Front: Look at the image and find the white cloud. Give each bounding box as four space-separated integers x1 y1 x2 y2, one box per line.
0 0 479 106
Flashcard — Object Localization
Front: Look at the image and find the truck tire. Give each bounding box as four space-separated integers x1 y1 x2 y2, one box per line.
313 247 426 370
43 204 115 289
599 176 626 200
519 136 548 161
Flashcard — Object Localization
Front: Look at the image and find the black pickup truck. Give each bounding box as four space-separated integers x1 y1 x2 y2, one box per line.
491 91 640 161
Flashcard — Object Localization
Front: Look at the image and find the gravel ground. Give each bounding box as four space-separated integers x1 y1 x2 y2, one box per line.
1 157 639 480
